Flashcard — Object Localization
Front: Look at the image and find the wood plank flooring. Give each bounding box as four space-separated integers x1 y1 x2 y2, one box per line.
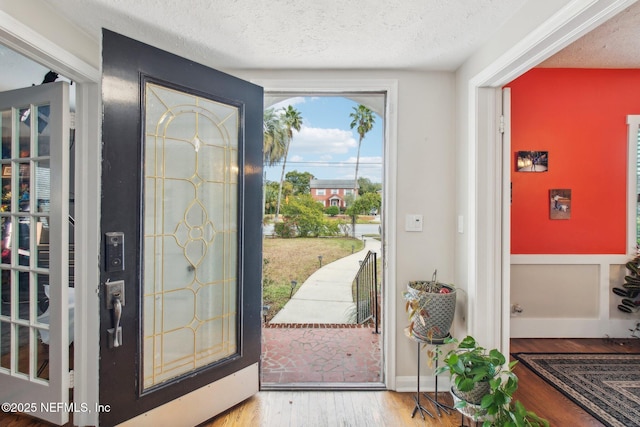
1 338 638 426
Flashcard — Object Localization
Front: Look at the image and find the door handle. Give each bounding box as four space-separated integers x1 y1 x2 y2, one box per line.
105 280 125 348
110 295 123 347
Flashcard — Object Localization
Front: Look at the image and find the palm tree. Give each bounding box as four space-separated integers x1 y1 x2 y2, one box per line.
349 105 375 199
274 105 303 221
263 108 287 167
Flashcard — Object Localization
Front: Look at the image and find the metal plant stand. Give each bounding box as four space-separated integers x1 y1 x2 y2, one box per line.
422 346 454 416
406 331 454 419
411 341 434 419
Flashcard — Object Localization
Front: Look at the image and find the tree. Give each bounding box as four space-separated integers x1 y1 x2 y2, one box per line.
264 180 292 214
280 194 338 237
275 105 303 221
263 108 287 167
285 170 314 195
349 105 376 198
345 192 381 217
357 177 381 196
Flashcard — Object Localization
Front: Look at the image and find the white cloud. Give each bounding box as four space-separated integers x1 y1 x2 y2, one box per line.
290 155 303 162
290 126 356 155
269 97 306 111
344 156 383 165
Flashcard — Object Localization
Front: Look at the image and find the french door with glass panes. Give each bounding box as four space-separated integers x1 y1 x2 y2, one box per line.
0 82 70 425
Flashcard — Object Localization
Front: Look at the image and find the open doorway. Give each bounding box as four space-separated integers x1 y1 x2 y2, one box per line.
260 93 385 388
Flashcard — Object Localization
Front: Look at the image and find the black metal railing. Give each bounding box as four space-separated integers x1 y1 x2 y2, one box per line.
352 250 379 332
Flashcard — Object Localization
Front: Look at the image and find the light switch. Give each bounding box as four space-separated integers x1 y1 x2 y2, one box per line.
405 214 423 232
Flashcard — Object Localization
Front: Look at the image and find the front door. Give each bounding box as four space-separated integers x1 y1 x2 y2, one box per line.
0 82 70 425
100 31 263 426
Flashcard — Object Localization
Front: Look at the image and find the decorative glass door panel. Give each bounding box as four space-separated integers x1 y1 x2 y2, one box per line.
143 82 239 390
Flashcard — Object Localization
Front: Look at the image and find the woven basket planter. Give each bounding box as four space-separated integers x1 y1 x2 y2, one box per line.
405 278 456 341
450 386 494 422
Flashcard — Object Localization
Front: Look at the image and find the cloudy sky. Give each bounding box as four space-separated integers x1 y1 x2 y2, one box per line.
264 96 383 184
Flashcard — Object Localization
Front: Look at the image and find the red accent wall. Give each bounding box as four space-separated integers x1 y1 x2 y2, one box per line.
509 68 640 254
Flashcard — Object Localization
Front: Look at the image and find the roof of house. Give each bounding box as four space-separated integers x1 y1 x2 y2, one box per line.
310 179 357 189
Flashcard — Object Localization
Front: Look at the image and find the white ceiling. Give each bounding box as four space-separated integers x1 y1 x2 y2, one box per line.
44 0 531 71
1 0 639 92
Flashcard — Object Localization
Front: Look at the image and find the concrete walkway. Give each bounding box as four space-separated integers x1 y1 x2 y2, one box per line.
270 238 381 324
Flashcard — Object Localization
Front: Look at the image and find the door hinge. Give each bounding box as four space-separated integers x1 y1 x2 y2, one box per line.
499 115 505 134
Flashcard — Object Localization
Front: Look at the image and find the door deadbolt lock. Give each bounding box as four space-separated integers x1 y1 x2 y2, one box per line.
105 232 125 272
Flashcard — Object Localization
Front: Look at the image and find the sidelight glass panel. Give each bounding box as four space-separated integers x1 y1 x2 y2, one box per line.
142 83 239 390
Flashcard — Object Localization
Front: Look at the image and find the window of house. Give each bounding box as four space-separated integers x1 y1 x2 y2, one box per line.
331 189 339 195
345 189 353 195
316 189 325 196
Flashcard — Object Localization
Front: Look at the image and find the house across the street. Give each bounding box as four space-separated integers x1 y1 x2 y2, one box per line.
310 179 357 208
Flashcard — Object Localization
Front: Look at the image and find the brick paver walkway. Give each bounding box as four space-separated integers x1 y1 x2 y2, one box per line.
261 324 382 384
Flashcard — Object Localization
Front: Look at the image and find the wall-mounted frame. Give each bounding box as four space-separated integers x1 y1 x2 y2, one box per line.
516 151 548 172
2 165 10 178
550 189 571 220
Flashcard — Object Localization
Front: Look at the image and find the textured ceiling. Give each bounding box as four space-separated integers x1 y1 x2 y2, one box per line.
539 1 640 68
1 1 639 93
44 0 530 71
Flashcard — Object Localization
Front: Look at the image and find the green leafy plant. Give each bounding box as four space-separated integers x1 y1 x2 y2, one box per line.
436 336 549 427
325 205 340 217
436 336 502 393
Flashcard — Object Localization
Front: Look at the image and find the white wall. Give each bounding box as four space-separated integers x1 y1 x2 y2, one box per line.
0 0 99 69
510 256 632 338
233 69 457 381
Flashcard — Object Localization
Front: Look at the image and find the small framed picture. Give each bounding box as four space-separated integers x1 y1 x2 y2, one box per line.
550 189 571 220
1 165 10 178
516 151 548 172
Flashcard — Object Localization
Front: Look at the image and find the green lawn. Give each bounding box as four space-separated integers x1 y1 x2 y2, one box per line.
262 237 365 321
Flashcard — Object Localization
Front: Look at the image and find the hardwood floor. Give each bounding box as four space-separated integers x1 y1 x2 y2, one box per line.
1 338 638 426
205 337 640 427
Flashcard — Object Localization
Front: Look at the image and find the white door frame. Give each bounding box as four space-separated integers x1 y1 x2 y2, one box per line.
257 79 399 389
0 10 101 427
467 0 636 352
627 115 640 255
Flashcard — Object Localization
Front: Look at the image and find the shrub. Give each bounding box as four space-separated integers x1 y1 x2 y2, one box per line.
274 221 296 238
282 194 329 237
326 205 340 217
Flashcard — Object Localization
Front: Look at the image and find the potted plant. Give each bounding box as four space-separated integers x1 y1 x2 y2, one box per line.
437 336 549 426
403 270 456 341
435 335 501 404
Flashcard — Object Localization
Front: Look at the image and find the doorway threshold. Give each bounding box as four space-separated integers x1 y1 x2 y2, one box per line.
261 382 386 391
